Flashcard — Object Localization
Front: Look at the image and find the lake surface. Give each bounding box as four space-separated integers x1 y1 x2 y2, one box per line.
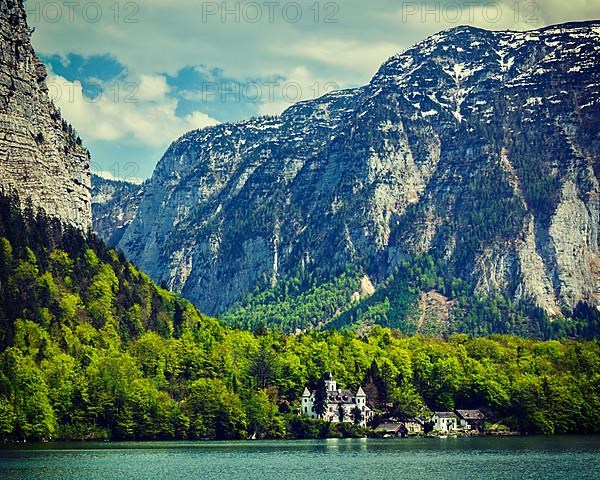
1 436 599 480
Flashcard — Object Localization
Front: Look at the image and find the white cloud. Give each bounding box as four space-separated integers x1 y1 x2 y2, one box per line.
256 66 338 116
137 74 170 101
31 0 600 90
281 40 403 73
47 71 218 149
531 0 600 25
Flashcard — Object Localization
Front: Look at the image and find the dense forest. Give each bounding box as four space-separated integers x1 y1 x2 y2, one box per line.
221 268 362 332
223 255 599 339
0 193 600 441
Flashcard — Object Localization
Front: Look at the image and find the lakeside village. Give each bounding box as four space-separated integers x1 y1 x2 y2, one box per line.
300 374 516 438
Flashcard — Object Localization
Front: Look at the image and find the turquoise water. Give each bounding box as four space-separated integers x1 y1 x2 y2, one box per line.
1 436 599 479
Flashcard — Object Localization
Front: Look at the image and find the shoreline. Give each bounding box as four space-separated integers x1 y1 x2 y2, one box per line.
4 432 599 447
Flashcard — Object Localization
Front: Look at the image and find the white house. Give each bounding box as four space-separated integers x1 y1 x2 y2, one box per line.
430 411 459 432
301 374 372 427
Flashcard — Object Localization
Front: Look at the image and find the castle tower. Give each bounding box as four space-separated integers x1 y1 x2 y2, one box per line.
356 386 366 407
324 372 337 392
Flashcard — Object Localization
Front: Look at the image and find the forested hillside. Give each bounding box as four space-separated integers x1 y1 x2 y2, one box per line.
223 258 599 338
1 192 599 441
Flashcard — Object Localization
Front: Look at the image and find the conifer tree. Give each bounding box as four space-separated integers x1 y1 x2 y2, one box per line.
313 378 328 419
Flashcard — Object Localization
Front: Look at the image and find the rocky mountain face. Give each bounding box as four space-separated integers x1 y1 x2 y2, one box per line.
0 0 91 231
92 174 143 246
101 21 599 321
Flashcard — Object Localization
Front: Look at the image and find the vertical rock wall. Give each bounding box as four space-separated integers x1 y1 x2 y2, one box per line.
0 0 91 231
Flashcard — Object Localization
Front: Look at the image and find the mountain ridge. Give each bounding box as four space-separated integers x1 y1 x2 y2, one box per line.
96 20 599 331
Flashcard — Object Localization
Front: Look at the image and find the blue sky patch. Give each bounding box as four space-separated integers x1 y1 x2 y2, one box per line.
41 53 127 100
166 65 286 122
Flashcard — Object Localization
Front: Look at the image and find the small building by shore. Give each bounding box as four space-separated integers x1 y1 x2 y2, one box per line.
404 417 425 435
375 423 408 437
430 412 459 432
429 409 486 433
375 418 424 437
456 409 485 432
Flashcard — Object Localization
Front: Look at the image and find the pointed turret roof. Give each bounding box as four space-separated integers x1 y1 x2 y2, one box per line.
356 386 366 397
302 387 311 397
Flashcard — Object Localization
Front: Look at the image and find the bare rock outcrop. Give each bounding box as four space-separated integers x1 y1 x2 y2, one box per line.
0 0 91 231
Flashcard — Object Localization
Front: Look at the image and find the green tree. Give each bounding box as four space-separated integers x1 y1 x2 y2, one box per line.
337 402 345 422
313 378 328 419
246 389 283 439
185 378 247 440
0 347 57 440
352 406 363 425
0 236 13 278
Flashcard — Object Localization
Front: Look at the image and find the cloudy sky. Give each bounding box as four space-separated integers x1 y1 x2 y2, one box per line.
26 0 600 180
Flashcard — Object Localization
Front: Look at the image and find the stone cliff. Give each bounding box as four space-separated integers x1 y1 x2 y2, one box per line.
0 0 91 231
92 174 143 246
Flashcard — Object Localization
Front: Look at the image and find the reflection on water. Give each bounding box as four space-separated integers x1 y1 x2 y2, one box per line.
1 436 600 480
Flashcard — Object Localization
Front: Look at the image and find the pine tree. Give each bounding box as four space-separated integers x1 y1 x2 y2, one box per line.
337 403 345 422
352 406 363 425
313 378 327 419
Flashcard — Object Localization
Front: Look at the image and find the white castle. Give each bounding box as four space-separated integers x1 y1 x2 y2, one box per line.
301 374 372 427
